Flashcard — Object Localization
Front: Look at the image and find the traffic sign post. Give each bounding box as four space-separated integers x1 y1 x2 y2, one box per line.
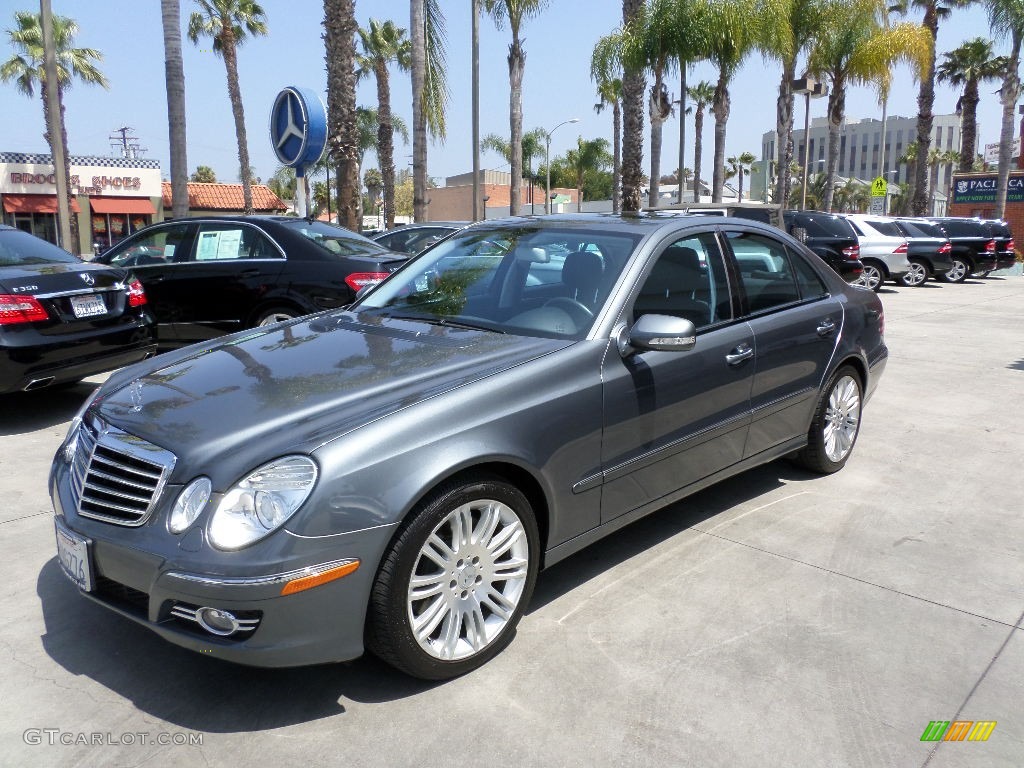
870 176 887 215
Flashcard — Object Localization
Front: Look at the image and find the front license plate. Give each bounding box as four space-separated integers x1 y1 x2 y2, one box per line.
71 293 106 318
55 522 93 592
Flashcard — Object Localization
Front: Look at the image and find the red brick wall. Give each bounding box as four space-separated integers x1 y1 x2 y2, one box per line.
426 183 576 221
949 172 1024 256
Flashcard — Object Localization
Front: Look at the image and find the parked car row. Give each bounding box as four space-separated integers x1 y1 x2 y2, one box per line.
784 212 1014 291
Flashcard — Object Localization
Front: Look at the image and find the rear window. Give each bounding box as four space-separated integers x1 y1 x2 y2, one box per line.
0 229 81 266
787 213 856 239
864 220 904 237
935 220 988 238
985 221 1012 237
282 220 395 258
895 220 945 238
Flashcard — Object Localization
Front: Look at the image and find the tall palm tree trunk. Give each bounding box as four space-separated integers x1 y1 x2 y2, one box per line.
325 0 360 230
711 77 729 202
911 4 938 216
53 86 79 250
693 107 704 203
995 34 1021 218
612 100 622 213
823 83 845 213
508 38 525 216
648 73 668 208
162 0 189 218
220 29 253 214
411 0 428 221
375 61 396 229
775 63 796 217
621 0 645 212
959 79 980 173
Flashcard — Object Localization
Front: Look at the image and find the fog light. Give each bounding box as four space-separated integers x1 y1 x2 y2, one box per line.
195 606 240 636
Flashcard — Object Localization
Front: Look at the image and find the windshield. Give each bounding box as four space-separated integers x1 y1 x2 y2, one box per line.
355 225 642 339
0 229 81 266
284 220 395 258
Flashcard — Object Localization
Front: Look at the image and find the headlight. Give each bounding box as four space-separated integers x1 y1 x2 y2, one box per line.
208 456 318 550
168 477 212 534
62 388 102 463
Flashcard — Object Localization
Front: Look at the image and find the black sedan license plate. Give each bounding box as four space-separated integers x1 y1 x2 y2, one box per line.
55 522 93 592
70 293 106 318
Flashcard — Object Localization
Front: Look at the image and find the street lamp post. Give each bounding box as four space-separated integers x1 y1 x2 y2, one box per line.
792 77 827 211
545 117 579 214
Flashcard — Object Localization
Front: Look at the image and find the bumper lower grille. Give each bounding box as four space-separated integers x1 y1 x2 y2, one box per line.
71 417 176 526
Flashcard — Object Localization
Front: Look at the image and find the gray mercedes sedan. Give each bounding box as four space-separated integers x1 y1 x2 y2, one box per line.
49 213 886 679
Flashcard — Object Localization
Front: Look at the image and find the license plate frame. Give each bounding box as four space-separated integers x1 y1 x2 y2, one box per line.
70 293 106 319
55 521 93 592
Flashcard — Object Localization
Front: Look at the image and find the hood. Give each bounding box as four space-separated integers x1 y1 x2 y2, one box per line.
94 310 567 476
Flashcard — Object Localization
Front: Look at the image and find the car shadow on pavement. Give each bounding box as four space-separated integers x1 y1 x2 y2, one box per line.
0 382 98 436
35 459 814 730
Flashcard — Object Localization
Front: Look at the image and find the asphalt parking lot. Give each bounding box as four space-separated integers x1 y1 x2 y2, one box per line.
1 273 1022 768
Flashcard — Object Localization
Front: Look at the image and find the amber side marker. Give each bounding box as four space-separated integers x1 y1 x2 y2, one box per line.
281 560 360 595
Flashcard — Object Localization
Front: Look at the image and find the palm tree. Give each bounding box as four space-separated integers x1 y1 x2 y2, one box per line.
808 0 930 211
191 165 217 182
986 0 1024 218
621 0 647 212
323 0 359 229
756 0 827 214
897 140 919 200
409 0 449 222
937 38 1006 173
357 19 410 230
687 80 715 202
704 0 757 202
891 0 975 215
188 0 267 216
726 151 757 200
482 0 548 216
481 128 547 212
1 11 108 249
563 137 613 211
161 0 189 219
833 176 871 211
593 75 623 213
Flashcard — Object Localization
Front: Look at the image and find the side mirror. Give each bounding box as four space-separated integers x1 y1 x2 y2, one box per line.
617 314 697 356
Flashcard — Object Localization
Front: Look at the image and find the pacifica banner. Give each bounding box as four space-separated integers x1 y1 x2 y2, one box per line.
951 174 1024 205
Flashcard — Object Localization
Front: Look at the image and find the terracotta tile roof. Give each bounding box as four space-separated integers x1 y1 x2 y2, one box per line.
161 182 287 212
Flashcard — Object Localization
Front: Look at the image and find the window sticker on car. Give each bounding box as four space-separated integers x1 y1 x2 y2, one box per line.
197 229 243 260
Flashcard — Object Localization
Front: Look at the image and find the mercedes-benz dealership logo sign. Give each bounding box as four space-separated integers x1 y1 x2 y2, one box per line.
269 87 327 169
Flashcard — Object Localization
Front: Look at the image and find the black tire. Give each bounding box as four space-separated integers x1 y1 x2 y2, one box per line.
253 305 299 327
793 365 863 474
366 475 540 680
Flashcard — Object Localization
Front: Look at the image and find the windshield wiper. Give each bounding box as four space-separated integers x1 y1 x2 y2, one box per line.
384 313 505 334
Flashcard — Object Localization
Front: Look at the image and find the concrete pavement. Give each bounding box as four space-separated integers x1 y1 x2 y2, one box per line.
1 273 1022 767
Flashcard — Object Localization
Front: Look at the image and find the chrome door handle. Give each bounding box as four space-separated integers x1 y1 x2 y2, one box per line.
726 344 754 365
817 318 836 336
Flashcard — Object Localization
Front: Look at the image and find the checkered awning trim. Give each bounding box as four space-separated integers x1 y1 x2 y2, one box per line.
0 152 160 170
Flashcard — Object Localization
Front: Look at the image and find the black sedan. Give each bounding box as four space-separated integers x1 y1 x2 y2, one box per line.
371 221 468 254
95 216 406 348
0 225 157 394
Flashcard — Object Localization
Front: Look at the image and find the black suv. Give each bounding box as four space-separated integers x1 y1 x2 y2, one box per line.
782 211 863 282
891 219 954 286
923 218 997 283
980 220 1016 274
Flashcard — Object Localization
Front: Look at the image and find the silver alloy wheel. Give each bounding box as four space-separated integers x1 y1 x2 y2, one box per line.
859 264 883 291
258 311 295 326
823 375 861 463
901 261 928 287
944 260 968 282
406 498 530 661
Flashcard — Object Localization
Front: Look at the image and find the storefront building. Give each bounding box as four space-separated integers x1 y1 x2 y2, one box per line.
949 171 1024 247
0 152 162 255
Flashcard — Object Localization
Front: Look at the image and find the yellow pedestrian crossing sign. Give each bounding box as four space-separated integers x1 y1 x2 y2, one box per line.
871 176 887 197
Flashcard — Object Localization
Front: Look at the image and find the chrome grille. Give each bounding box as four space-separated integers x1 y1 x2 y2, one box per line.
71 417 176 526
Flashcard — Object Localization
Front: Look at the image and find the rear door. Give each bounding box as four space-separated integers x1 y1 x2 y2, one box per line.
722 227 843 458
599 228 754 522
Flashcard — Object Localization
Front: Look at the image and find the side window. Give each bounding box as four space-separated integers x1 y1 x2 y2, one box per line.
107 224 190 266
634 232 730 328
191 224 279 261
788 246 829 299
726 231 802 313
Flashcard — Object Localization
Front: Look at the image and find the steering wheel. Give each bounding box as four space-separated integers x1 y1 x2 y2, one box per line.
544 297 593 328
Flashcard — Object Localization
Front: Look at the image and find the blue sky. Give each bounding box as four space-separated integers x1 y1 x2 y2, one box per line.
0 1 1002 186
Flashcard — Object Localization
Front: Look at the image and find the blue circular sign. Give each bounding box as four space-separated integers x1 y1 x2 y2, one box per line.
269 86 327 169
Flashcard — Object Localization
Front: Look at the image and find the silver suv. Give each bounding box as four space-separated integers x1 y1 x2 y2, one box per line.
841 215 912 291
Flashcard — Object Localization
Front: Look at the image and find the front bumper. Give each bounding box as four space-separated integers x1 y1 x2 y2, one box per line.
50 458 397 668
